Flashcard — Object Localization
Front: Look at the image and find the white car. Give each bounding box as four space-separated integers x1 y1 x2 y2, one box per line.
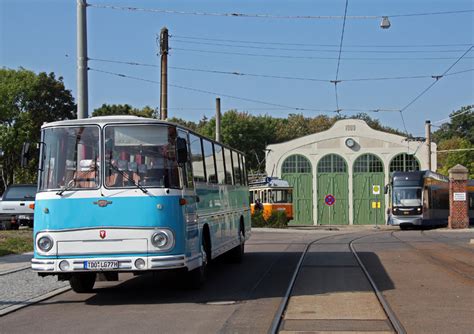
0 184 36 229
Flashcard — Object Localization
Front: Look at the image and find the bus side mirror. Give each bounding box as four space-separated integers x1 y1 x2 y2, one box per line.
176 137 188 164
21 143 31 168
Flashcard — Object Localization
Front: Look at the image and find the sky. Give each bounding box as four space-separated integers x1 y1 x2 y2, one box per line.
1 0 473 137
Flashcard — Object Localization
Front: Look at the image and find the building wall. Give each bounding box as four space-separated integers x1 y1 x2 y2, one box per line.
265 119 437 225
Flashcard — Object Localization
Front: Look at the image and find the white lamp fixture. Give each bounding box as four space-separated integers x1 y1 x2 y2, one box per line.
380 16 391 29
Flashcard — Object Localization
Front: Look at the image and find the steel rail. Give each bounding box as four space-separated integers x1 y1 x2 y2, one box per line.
350 234 407 334
268 232 355 334
0 265 31 277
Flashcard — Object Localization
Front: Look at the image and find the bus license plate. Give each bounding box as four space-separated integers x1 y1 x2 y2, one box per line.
403 212 410 215
84 260 119 270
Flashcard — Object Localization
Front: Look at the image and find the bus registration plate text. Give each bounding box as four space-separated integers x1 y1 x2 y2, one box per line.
84 260 119 270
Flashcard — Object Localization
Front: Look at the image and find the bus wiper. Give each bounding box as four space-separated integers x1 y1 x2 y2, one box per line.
57 179 77 196
109 163 148 194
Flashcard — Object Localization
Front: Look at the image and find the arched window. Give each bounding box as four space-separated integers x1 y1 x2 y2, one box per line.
354 154 383 173
282 155 311 173
389 153 420 172
317 154 347 173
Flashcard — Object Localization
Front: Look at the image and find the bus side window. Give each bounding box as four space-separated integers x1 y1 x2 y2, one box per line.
214 144 226 185
202 139 216 184
189 133 205 183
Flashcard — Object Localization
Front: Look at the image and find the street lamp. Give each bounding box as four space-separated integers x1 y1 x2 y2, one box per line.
380 16 391 29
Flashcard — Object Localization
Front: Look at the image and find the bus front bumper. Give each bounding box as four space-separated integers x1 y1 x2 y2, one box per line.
31 253 201 273
390 216 423 226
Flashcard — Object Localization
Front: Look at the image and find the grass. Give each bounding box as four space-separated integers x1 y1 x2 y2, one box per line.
0 229 34 256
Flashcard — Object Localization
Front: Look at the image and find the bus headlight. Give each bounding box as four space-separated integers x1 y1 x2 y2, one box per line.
37 235 54 252
151 232 168 248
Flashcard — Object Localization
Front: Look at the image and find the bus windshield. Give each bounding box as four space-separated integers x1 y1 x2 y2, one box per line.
104 125 180 189
39 126 100 191
393 187 422 207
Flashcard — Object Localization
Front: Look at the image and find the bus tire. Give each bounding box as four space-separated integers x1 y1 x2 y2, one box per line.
187 231 210 289
228 220 245 263
69 273 96 293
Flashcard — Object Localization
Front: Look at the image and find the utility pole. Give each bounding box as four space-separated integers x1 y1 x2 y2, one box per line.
215 97 221 142
425 120 432 171
160 27 169 120
77 0 88 119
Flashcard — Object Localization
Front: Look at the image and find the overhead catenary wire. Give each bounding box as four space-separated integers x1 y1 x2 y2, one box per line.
171 47 474 61
170 39 471 53
88 3 474 20
432 106 473 124
88 57 474 83
333 0 350 112
88 67 400 114
399 46 474 113
397 46 473 135
171 34 474 49
89 68 316 111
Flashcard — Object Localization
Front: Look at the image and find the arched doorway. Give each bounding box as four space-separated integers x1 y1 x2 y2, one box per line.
317 154 349 225
281 155 313 225
389 153 420 172
353 154 385 225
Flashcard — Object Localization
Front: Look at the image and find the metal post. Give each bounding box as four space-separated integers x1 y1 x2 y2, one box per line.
77 0 88 119
215 97 221 142
425 120 432 171
160 27 169 120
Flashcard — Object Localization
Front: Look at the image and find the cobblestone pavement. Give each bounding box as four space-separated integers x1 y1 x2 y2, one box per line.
0 268 69 311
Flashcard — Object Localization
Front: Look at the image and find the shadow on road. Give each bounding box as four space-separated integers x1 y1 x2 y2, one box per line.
80 250 394 306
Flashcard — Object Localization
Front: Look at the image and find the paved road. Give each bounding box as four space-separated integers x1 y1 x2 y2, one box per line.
0 230 320 333
1 227 473 334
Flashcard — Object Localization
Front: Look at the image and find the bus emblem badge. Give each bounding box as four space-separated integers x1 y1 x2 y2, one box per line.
100 230 106 239
94 200 112 207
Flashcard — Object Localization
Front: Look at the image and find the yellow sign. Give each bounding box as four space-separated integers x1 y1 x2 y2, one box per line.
372 201 381 209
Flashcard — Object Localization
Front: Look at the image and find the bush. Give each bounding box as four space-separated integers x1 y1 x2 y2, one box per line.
251 210 266 227
266 211 288 228
251 210 288 228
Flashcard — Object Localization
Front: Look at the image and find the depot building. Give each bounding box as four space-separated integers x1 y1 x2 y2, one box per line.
264 119 436 225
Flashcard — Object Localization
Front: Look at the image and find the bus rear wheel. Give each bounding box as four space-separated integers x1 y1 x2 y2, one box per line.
69 273 96 293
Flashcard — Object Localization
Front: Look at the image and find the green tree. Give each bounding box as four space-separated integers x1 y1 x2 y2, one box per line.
0 68 76 192
433 105 474 144
432 105 473 177
436 137 474 178
92 104 156 118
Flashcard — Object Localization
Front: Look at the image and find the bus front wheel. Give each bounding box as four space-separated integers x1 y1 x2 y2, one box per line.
69 273 96 293
227 223 245 263
187 234 210 289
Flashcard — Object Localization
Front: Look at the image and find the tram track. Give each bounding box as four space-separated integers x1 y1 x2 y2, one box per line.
269 231 406 334
0 265 31 277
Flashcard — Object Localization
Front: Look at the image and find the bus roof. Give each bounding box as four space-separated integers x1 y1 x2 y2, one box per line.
41 116 245 155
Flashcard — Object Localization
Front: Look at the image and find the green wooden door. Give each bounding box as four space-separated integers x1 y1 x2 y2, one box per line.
281 154 313 225
353 154 385 225
317 154 349 225
282 173 313 225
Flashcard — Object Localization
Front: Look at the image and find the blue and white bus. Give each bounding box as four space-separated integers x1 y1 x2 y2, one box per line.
30 116 251 292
